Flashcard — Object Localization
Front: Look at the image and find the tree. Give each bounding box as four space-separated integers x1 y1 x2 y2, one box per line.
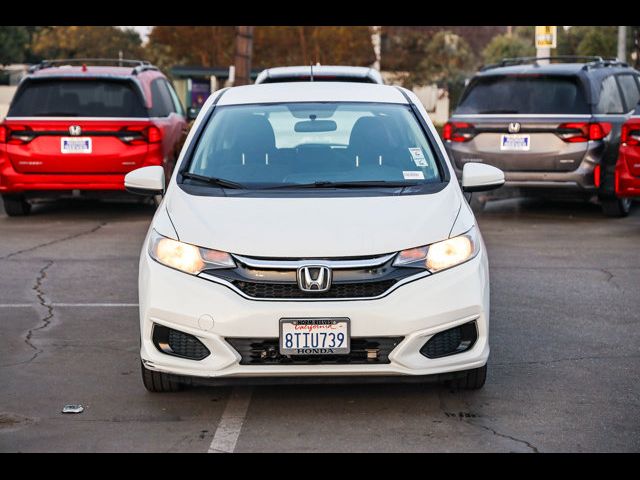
482 34 535 65
574 26 618 58
31 26 143 61
0 26 29 65
145 26 236 70
254 26 375 68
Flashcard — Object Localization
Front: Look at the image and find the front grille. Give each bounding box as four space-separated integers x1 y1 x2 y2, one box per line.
152 324 210 360
226 337 404 365
232 280 397 299
420 321 478 359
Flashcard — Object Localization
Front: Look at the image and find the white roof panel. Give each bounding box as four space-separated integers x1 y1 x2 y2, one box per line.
217 82 408 106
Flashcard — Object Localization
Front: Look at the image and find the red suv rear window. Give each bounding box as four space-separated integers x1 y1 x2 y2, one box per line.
8 79 147 118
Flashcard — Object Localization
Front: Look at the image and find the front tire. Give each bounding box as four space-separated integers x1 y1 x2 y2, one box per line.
141 361 183 393
2 195 32 217
601 197 632 217
449 364 487 390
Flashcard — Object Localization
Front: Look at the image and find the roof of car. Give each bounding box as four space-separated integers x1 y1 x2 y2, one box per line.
26 65 164 82
476 62 635 78
217 82 407 106
255 65 384 84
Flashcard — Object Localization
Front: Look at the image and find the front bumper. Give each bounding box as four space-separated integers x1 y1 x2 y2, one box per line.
138 243 491 381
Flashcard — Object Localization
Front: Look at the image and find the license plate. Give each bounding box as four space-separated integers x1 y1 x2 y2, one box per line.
500 134 530 151
61 137 92 154
279 318 350 355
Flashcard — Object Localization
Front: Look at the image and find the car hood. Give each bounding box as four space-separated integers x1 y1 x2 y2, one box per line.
165 184 461 258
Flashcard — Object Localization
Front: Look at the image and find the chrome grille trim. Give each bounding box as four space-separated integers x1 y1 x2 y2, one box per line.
231 253 397 270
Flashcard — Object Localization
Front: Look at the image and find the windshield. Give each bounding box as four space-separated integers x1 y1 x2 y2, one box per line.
456 75 589 115
186 102 442 188
8 79 147 117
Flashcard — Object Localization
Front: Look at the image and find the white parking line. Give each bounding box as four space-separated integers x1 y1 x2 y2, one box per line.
208 387 253 453
0 303 138 308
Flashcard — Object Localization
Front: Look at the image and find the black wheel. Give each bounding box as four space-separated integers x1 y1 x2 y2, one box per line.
601 197 632 217
469 194 486 214
2 195 31 217
449 364 487 390
141 361 183 393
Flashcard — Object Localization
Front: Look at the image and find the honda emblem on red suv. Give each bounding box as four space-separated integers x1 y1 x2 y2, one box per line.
69 125 82 136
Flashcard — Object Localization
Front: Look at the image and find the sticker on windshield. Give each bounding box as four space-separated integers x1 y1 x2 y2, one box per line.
403 171 425 180
408 147 428 166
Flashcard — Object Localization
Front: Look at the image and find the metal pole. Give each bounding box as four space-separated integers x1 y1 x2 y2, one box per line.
234 26 254 86
371 26 381 71
618 26 627 62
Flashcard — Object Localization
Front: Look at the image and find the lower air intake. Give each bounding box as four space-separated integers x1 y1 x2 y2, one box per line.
420 321 478 359
152 324 210 360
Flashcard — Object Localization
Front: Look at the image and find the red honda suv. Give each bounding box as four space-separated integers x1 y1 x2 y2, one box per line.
0 59 188 216
615 105 640 208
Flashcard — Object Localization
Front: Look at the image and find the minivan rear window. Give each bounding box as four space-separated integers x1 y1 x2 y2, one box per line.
8 79 147 117
456 75 590 115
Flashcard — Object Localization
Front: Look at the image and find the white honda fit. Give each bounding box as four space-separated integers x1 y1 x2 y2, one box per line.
125 82 504 392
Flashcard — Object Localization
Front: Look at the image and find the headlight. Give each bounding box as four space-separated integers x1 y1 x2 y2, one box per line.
393 227 479 273
148 230 235 275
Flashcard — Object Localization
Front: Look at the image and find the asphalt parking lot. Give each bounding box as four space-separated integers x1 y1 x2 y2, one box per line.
0 195 638 452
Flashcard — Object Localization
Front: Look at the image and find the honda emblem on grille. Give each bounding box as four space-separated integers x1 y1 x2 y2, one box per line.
297 265 332 292
508 122 521 133
69 125 82 136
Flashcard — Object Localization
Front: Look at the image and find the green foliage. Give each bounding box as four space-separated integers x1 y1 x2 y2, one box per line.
0 26 29 65
31 26 143 61
482 34 535 65
390 31 475 89
574 26 618 58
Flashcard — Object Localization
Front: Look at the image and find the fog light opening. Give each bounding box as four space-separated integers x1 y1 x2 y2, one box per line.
152 324 211 360
420 321 478 359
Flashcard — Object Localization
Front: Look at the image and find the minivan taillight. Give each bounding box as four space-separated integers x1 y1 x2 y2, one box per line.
443 122 475 142
119 125 163 145
557 122 611 142
621 124 640 146
0 125 34 145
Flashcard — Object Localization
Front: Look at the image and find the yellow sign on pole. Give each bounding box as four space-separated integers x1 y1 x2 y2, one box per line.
535 26 557 49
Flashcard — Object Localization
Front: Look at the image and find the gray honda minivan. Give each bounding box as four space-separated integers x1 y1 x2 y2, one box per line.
444 56 640 216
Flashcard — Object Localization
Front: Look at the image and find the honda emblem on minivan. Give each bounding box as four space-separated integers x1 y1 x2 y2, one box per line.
297 266 332 292
508 122 521 133
69 125 82 136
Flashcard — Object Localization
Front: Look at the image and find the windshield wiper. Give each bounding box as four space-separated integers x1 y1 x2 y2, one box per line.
181 172 246 189
264 180 422 189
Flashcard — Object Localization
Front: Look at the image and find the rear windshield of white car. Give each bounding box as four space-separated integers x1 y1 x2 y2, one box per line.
8 79 147 117
186 102 442 188
456 75 590 115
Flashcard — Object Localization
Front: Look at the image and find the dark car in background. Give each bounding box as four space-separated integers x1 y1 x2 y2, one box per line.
0 59 188 216
444 56 640 216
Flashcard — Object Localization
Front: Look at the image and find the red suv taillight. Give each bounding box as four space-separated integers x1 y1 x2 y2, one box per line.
621 124 640 146
0 125 34 145
557 122 611 142
443 122 475 142
119 125 163 145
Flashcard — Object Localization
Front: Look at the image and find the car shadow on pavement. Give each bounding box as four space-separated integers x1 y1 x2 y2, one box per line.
1 198 157 221
480 196 637 220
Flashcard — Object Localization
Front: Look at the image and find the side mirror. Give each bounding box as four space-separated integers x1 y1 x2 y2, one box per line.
462 163 505 192
124 166 165 196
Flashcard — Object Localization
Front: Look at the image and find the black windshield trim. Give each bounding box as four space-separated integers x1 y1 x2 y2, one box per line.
177 99 449 197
